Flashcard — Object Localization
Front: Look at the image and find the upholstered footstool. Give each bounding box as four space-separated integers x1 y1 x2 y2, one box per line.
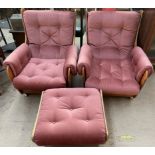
32 88 108 146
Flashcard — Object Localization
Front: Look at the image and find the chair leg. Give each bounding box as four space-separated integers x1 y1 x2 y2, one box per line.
24 93 29 97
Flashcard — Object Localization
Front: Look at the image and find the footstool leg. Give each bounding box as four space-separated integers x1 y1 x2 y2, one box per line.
24 93 29 97
100 89 109 141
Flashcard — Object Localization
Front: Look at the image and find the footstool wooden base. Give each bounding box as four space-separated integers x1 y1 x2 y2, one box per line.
32 88 108 146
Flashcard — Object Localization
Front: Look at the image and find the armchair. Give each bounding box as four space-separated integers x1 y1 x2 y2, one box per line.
4 10 77 94
77 11 153 97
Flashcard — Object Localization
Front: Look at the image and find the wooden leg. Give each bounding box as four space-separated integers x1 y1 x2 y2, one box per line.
82 66 86 87
24 93 29 97
100 89 108 141
140 70 149 88
67 67 72 87
130 96 134 99
6 65 15 81
32 91 44 140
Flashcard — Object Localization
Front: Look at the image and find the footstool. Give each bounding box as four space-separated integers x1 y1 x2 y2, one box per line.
32 88 108 146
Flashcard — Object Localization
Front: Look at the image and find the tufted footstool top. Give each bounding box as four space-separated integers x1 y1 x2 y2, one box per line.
32 88 108 146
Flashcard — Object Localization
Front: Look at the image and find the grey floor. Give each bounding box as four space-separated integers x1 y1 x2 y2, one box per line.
0 19 155 147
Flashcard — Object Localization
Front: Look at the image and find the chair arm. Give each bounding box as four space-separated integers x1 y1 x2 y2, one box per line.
131 46 154 83
64 45 78 79
77 44 93 78
3 43 31 77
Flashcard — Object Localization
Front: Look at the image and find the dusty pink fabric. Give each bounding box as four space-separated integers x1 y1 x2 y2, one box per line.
77 44 93 78
33 88 107 146
3 43 31 76
87 11 141 55
85 58 140 96
131 46 153 82
23 10 75 47
13 58 66 92
78 11 153 96
29 44 69 59
4 10 77 92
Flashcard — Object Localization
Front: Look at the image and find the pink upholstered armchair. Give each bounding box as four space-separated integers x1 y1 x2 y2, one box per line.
78 11 154 97
4 10 77 94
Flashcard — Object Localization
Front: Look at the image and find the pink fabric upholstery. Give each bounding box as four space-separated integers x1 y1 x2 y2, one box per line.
78 11 153 96
131 46 154 82
87 11 141 55
3 10 77 92
85 58 140 96
23 10 75 47
29 44 69 59
3 43 31 76
33 88 107 146
13 58 66 92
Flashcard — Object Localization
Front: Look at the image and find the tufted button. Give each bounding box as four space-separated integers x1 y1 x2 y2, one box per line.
42 67 47 70
52 75 56 78
27 75 32 78
55 93 60 97
35 62 40 65
70 108 73 111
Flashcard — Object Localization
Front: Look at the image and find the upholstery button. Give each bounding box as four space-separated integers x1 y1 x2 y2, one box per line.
70 109 73 111
52 122 56 124
86 120 89 122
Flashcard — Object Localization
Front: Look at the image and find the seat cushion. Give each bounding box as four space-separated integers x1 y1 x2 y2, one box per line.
32 88 107 146
86 58 140 96
13 58 66 92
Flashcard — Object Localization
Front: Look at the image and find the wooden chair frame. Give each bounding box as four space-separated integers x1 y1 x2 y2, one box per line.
100 89 108 141
140 70 149 88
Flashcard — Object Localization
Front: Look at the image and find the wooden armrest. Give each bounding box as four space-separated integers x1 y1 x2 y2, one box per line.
82 66 86 83
140 70 149 88
67 67 72 87
6 65 15 81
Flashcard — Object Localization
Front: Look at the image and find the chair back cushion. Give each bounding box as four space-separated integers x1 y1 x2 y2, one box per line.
23 10 75 58
87 11 141 57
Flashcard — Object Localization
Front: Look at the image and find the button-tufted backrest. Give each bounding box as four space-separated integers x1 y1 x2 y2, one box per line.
23 10 75 58
87 11 141 57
